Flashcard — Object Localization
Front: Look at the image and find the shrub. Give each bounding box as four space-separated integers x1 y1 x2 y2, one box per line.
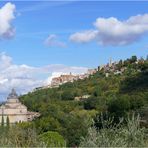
80 115 148 147
38 131 66 147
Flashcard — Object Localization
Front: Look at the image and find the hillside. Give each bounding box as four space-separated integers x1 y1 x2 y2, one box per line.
20 56 148 146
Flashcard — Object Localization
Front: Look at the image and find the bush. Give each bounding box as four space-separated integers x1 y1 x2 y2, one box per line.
0 126 43 147
80 115 148 147
38 131 66 147
108 96 130 120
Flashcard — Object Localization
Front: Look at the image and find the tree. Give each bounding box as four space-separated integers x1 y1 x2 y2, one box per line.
61 90 74 100
38 131 66 147
139 62 148 71
108 96 130 120
116 59 123 70
84 98 99 110
130 56 137 63
1 115 4 127
93 86 102 97
63 113 91 146
6 116 10 128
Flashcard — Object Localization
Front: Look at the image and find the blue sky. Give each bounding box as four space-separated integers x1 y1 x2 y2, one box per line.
0 1 148 68
0 1 148 100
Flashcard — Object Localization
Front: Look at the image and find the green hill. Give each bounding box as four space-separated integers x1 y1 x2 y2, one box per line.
20 56 148 146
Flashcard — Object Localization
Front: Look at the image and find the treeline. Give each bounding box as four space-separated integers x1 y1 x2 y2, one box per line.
18 55 148 146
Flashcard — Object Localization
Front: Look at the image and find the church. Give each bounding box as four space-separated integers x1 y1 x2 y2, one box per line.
0 89 40 124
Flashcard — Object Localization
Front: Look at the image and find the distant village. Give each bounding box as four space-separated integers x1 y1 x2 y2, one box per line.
48 58 119 88
34 56 146 91
34 68 98 91
50 69 97 88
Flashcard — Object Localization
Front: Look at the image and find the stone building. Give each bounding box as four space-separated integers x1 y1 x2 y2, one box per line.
50 73 79 87
0 89 40 124
50 70 98 88
87 69 97 75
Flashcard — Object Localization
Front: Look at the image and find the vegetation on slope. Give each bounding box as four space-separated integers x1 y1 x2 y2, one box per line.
17 55 148 146
80 115 148 147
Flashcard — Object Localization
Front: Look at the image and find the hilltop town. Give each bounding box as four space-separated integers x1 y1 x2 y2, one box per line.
34 56 146 91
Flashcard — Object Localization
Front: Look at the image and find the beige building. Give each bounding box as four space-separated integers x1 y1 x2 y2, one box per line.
50 73 79 87
0 89 40 124
87 69 97 75
50 70 97 88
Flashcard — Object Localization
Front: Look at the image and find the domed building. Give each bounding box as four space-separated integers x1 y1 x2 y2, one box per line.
0 89 40 124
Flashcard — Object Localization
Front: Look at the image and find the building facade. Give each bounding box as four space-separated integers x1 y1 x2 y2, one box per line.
0 89 40 124
50 69 98 88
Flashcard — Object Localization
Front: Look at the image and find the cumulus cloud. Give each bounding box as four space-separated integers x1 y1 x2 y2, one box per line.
70 14 148 46
0 2 16 39
70 30 98 43
42 64 88 74
44 34 66 47
0 53 41 98
0 53 87 101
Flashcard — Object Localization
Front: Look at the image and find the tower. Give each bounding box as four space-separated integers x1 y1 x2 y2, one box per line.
109 58 112 67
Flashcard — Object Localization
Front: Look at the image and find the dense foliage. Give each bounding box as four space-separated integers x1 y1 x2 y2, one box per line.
80 115 148 147
0 124 65 147
38 131 66 147
18 55 148 146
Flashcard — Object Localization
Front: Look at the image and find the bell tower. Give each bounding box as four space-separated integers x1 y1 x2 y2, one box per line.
109 57 112 67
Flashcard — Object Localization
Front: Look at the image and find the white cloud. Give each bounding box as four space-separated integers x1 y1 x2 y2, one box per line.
70 30 98 43
44 34 66 47
70 14 148 46
0 78 8 84
42 64 88 73
0 2 16 39
0 53 87 101
0 52 12 69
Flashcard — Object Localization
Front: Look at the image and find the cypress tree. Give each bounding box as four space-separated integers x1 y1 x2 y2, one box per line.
1 115 4 127
6 116 10 128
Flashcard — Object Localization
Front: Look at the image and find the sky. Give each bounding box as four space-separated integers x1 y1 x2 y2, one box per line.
0 1 148 101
